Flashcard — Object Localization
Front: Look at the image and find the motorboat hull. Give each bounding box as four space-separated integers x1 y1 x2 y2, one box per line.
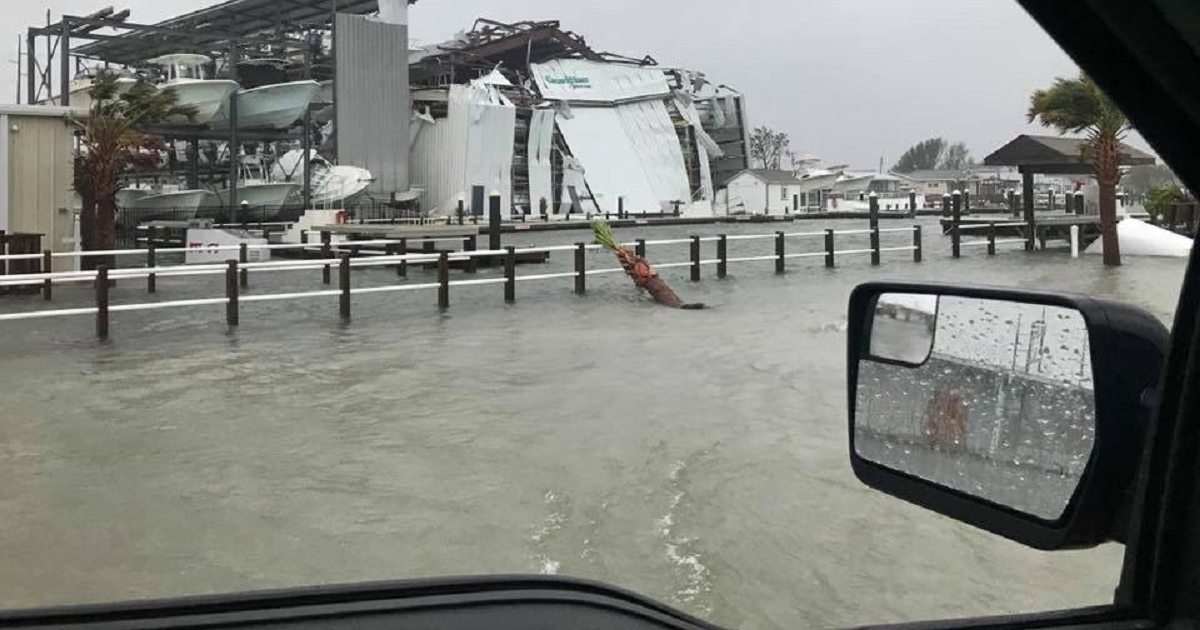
117 190 218 227
158 80 240 125
216 182 301 221
210 81 322 130
68 77 137 110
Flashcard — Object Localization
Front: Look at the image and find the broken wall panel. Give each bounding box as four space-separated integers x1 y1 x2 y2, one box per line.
528 108 556 214
531 59 670 103
409 83 516 218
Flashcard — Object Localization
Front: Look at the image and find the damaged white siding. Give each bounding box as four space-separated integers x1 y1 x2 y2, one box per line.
531 59 708 215
410 83 517 218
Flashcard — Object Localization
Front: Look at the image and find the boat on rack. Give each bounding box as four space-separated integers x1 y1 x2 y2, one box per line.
147 54 239 125
65 73 139 109
213 156 301 221
273 149 374 208
209 61 321 130
116 185 218 227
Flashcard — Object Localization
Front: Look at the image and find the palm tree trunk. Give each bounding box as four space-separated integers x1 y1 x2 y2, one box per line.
1098 181 1121 266
1094 134 1122 266
95 192 118 271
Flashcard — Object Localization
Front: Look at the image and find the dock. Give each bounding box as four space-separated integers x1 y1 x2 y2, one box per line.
940 214 1109 250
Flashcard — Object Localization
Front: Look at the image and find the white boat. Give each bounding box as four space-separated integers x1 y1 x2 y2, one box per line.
210 80 322 130
273 149 374 208
833 172 876 195
210 155 302 221
67 74 138 109
216 182 301 221
147 54 240 125
117 188 218 228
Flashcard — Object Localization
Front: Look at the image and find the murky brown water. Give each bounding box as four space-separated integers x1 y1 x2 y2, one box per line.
0 218 1186 629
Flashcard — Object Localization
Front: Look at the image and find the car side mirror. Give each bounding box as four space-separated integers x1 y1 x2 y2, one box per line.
847 282 1169 550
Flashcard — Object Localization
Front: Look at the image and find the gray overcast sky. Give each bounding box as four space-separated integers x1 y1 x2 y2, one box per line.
0 0 1154 169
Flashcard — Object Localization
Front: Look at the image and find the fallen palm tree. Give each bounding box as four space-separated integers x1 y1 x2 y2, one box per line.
591 220 704 309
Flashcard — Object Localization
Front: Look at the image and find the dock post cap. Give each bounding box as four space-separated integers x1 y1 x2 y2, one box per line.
942 192 951 198
868 191 878 198
951 189 962 196
1074 190 1084 196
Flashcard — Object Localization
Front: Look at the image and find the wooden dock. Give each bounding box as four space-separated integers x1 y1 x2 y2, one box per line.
940 214 1108 249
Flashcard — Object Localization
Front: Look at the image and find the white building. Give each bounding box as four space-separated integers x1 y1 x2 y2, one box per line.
723 169 804 215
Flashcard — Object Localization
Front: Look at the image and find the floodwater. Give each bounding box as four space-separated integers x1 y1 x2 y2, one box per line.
0 218 1187 629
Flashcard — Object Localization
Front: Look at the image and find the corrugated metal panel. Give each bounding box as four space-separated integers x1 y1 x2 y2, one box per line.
335 14 410 198
527 109 555 213
531 60 670 103
409 84 516 218
7 114 74 264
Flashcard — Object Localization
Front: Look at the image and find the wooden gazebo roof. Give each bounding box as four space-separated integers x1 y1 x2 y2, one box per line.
983 134 1155 174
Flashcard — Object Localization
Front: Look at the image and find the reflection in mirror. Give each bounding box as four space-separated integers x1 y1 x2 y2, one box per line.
855 296 1096 520
870 293 938 364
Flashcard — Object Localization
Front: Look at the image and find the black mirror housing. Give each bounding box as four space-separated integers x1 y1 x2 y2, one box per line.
847 281 1169 550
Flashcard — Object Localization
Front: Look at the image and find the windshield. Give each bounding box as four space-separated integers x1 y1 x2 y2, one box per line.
0 1 1190 629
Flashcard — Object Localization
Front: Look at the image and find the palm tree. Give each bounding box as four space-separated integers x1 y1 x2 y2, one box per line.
73 71 195 269
1028 74 1129 266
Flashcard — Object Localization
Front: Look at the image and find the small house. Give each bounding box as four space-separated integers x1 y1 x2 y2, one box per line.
723 169 804 216
0 105 77 270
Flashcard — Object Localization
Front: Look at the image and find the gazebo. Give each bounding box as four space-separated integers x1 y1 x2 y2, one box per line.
982 134 1155 221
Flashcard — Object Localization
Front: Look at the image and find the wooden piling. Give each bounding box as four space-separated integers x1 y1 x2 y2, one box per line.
489 193 503 252
339 254 351 319
42 250 52 300
951 191 963 259
398 238 408 277
868 194 880 232
239 242 249 289
146 243 156 294
908 191 917 219
226 260 239 327
824 229 835 268
321 230 331 285
870 227 881 266
300 230 309 245
690 235 701 281
96 265 109 340
717 234 728 279
574 242 586 295
438 251 449 309
913 225 922 262
465 234 478 274
618 196 625 220
635 239 646 259
457 199 466 225
775 231 785 274
942 193 951 218
504 245 516 303
988 222 997 256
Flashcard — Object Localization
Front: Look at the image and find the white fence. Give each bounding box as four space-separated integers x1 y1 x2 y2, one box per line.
0 226 923 339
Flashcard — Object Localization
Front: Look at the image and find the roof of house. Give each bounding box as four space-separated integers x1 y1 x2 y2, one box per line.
0 104 82 118
738 169 803 185
983 134 1155 170
895 167 1019 182
900 169 969 182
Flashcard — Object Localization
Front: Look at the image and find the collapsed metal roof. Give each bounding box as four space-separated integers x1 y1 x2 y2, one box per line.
69 0 381 65
409 18 657 88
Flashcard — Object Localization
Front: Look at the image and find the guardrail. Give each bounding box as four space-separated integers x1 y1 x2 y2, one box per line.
0 226 922 339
